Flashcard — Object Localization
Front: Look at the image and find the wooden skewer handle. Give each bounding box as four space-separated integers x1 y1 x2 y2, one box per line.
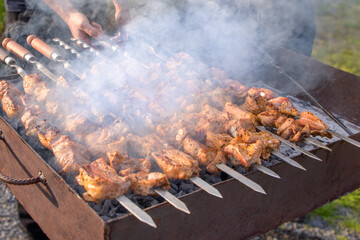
27 35 57 60
2 38 31 60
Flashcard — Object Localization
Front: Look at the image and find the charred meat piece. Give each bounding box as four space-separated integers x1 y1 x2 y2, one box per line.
225 119 256 137
107 151 151 176
206 132 233 150
37 120 62 149
76 158 130 203
50 135 91 174
22 73 47 95
275 116 312 142
62 113 99 136
1 89 26 118
0 80 21 99
257 110 280 128
237 130 280 160
242 95 269 115
21 105 43 136
247 87 275 100
224 102 259 126
297 111 332 138
183 136 226 174
151 149 200 179
127 133 171 158
224 140 264 168
267 97 299 117
128 172 170 196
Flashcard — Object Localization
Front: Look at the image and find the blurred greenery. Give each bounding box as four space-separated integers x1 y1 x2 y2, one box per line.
0 0 358 237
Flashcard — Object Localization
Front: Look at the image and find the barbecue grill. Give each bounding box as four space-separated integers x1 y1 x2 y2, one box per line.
0 41 360 240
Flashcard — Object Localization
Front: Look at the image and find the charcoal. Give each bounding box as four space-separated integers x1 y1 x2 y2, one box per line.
170 182 179 191
175 190 186 197
179 182 194 193
99 199 113 216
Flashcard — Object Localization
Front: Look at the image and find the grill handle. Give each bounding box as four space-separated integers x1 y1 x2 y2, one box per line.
0 131 46 185
2 38 33 61
27 35 62 61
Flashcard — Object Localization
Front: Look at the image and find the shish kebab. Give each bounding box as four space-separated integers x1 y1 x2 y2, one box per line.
45 40 271 192
52 41 303 181
0 68 192 216
0 40 223 199
0 81 188 227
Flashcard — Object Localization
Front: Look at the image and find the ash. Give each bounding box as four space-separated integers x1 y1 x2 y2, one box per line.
1 77 359 222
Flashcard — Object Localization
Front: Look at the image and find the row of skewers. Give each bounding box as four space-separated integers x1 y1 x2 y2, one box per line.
0 35 359 229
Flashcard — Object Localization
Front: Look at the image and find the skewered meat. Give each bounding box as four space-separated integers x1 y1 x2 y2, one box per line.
22 73 46 95
0 80 20 99
107 151 151 176
76 158 131 203
1 88 26 118
126 133 171 158
247 87 275 100
205 132 233 150
128 172 170 196
297 111 332 138
268 97 299 117
257 110 280 128
88 136 128 159
183 136 226 174
50 135 91 174
62 113 99 136
236 130 280 159
242 95 269 115
36 120 62 149
21 105 43 136
152 149 200 179
224 102 259 126
224 140 264 168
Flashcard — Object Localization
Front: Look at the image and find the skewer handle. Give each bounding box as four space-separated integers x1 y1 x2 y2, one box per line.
27 35 62 61
2 38 33 61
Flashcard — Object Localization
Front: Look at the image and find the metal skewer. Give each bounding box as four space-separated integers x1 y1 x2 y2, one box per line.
2 38 59 83
216 163 267 195
154 189 190 214
0 48 27 78
95 40 151 69
70 38 115 65
189 176 223 198
52 38 91 65
253 163 280 179
27 35 82 79
327 129 360 148
304 137 332 151
271 150 306 171
256 126 322 161
116 195 157 228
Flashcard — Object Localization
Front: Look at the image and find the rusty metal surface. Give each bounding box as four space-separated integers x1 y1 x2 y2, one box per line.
0 119 106 240
0 48 359 240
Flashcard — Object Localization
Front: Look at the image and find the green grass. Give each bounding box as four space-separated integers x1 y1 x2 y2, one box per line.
0 1 4 34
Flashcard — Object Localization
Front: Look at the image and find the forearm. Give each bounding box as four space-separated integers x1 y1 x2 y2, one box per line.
41 0 78 23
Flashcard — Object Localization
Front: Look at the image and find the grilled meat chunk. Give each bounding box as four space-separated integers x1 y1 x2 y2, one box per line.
224 102 259 125
247 87 275 100
127 133 171 158
242 95 269 115
23 73 47 95
21 105 43 136
206 132 233 150
183 136 226 174
1 89 26 118
237 130 280 160
268 97 299 117
37 120 61 149
297 111 332 138
62 113 99 136
107 151 151 176
275 116 312 142
88 136 128 159
224 140 264 168
76 158 130 203
152 149 200 179
129 172 170 196
50 135 91 174
257 110 280 128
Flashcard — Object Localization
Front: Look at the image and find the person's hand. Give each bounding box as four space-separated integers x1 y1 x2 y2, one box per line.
112 0 131 28
65 12 104 44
